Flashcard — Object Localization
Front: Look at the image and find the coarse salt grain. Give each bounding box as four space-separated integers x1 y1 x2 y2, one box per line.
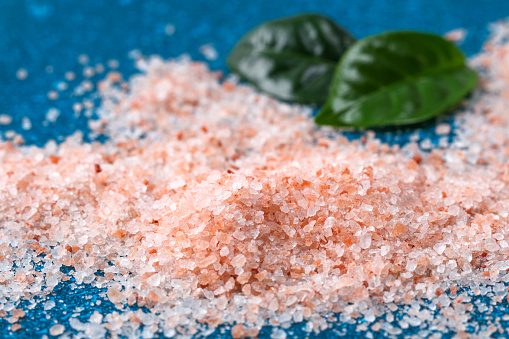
445 28 467 43
46 108 60 123
21 117 32 131
435 123 451 135
199 44 218 61
16 68 28 80
165 24 176 36
65 71 76 81
0 114 12 125
47 91 59 100
78 54 89 65
49 324 65 336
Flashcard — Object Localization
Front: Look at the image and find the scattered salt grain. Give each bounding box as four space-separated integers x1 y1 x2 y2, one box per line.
199 44 218 61
78 54 89 65
49 324 65 336
435 123 451 135
83 67 95 78
0 114 12 125
47 91 59 100
165 24 176 36
445 28 467 43
359 233 372 249
16 68 28 80
46 108 60 123
89 311 103 324
43 300 56 311
65 72 76 81
107 59 119 69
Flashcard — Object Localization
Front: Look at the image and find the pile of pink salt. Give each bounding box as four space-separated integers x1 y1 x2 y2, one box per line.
3 21 509 337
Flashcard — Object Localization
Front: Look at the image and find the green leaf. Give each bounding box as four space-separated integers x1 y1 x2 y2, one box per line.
227 14 355 104
315 31 478 128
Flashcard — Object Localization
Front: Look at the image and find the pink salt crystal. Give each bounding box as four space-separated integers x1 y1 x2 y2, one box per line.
49 324 65 336
106 286 123 304
0 114 12 125
198 255 217 268
435 123 452 135
11 309 25 319
46 108 60 122
445 28 467 43
231 254 246 268
433 243 446 255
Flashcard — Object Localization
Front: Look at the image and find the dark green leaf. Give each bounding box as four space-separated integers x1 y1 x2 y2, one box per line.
315 31 478 128
227 14 355 104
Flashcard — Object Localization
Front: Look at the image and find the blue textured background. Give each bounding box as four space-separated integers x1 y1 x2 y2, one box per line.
2 0 509 337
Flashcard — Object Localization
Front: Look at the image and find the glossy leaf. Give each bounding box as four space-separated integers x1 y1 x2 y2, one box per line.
227 14 355 104
315 31 478 128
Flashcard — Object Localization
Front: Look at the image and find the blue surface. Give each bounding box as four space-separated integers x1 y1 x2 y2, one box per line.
2 0 509 337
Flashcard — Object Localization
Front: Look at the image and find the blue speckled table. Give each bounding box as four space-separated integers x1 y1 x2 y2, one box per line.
2 0 509 337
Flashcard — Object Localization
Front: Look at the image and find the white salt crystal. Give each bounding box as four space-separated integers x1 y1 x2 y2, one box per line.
271 328 287 339
16 68 28 80
21 117 32 130
168 178 185 189
380 245 391 256
89 311 103 324
44 300 56 311
359 234 372 249
406 260 417 272
447 205 460 216
433 243 446 255
303 220 315 233
165 24 176 36
46 108 60 123
199 44 218 61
